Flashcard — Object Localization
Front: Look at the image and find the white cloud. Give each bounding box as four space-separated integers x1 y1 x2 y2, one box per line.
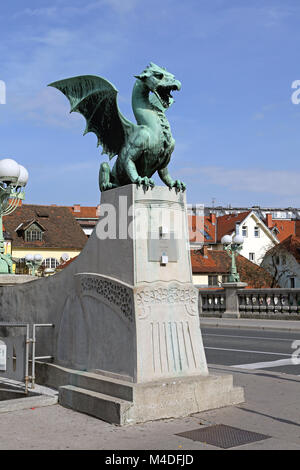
13 0 139 20
13 7 57 19
253 112 264 120
181 166 300 197
30 29 74 47
3 15 129 128
10 88 83 129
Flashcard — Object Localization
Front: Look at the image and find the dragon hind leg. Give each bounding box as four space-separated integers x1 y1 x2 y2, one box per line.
99 162 118 191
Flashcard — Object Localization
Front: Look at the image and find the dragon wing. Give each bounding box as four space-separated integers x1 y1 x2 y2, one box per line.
48 75 136 160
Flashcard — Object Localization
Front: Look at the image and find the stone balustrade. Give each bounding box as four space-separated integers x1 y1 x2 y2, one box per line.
198 286 300 318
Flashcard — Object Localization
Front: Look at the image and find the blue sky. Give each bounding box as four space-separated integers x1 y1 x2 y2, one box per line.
1 0 300 208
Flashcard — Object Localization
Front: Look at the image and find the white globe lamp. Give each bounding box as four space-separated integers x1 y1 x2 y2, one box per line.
0 159 20 184
233 234 244 245
17 165 29 187
221 234 232 245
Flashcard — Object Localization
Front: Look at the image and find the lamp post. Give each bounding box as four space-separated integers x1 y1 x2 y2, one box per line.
0 159 29 274
25 254 43 276
221 233 247 318
221 234 244 283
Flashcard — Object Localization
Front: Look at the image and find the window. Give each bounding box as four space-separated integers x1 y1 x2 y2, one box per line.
208 275 218 286
43 258 59 269
15 258 26 275
249 252 255 262
254 226 259 237
25 230 43 242
200 229 212 240
222 274 229 283
242 225 248 237
290 277 295 288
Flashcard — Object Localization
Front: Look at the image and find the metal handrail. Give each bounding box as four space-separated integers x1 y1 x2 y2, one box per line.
31 324 54 389
0 322 54 392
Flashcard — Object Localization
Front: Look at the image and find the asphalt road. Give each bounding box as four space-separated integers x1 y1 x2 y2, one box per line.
202 326 300 375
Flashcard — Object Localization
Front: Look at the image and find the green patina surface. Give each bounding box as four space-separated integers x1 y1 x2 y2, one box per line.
49 63 186 192
224 243 244 283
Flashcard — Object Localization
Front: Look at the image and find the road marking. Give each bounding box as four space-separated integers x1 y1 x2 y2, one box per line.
203 333 294 342
231 358 296 370
205 347 291 356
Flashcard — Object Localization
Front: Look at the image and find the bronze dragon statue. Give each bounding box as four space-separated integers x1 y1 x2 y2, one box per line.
49 62 186 192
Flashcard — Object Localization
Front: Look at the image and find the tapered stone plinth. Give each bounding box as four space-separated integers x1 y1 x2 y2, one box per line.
0 185 244 424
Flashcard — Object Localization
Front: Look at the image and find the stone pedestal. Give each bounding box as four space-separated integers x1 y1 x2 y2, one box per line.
222 282 248 318
54 185 244 422
0 185 244 424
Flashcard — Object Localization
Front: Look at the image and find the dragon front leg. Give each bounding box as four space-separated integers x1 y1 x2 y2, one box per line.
122 137 155 189
99 162 118 192
158 167 186 191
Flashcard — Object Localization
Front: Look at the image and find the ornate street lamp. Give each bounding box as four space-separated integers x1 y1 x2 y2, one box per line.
0 158 28 274
221 234 244 283
25 254 43 276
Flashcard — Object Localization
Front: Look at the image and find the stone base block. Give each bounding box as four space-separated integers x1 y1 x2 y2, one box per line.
36 362 244 426
222 312 241 319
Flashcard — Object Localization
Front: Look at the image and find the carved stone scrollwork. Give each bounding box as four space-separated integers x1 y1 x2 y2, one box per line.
81 276 133 323
136 285 198 318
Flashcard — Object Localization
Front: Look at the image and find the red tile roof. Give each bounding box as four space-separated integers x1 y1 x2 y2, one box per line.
3 204 87 250
270 220 295 242
188 215 216 243
297 220 300 238
265 235 300 263
68 205 100 219
216 211 251 242
191 248 276 288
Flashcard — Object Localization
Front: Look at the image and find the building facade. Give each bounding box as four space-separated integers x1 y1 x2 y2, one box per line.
3 204 87 273
261 236 300 288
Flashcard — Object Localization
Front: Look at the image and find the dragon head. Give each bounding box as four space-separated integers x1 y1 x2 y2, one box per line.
135 62 181 109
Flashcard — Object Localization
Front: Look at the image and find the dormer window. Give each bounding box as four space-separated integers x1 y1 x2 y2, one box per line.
25 229 43 242
19 221 45 242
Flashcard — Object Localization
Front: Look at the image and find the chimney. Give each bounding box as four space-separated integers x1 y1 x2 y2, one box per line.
266 213 273 228
202 245 209 257
73 204 81 213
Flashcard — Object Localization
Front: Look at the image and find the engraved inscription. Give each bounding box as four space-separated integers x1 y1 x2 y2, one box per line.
81 277 133 322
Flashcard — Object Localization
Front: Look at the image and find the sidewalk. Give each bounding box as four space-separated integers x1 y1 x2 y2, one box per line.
200 316 300 331
0 365 299 450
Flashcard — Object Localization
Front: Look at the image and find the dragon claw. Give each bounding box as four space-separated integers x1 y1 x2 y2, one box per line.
170 179 186 191
135 176 155 189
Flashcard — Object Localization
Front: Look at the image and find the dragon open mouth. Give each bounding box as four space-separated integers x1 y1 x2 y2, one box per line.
155 85 179 108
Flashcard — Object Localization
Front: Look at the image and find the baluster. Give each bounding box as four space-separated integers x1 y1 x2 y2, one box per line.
239 293 245 312
259 293 267 315
281 292 289 314
266 294 273 314
251 293 259 314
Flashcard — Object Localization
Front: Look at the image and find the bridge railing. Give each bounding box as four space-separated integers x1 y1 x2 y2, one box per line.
198 287 300 317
